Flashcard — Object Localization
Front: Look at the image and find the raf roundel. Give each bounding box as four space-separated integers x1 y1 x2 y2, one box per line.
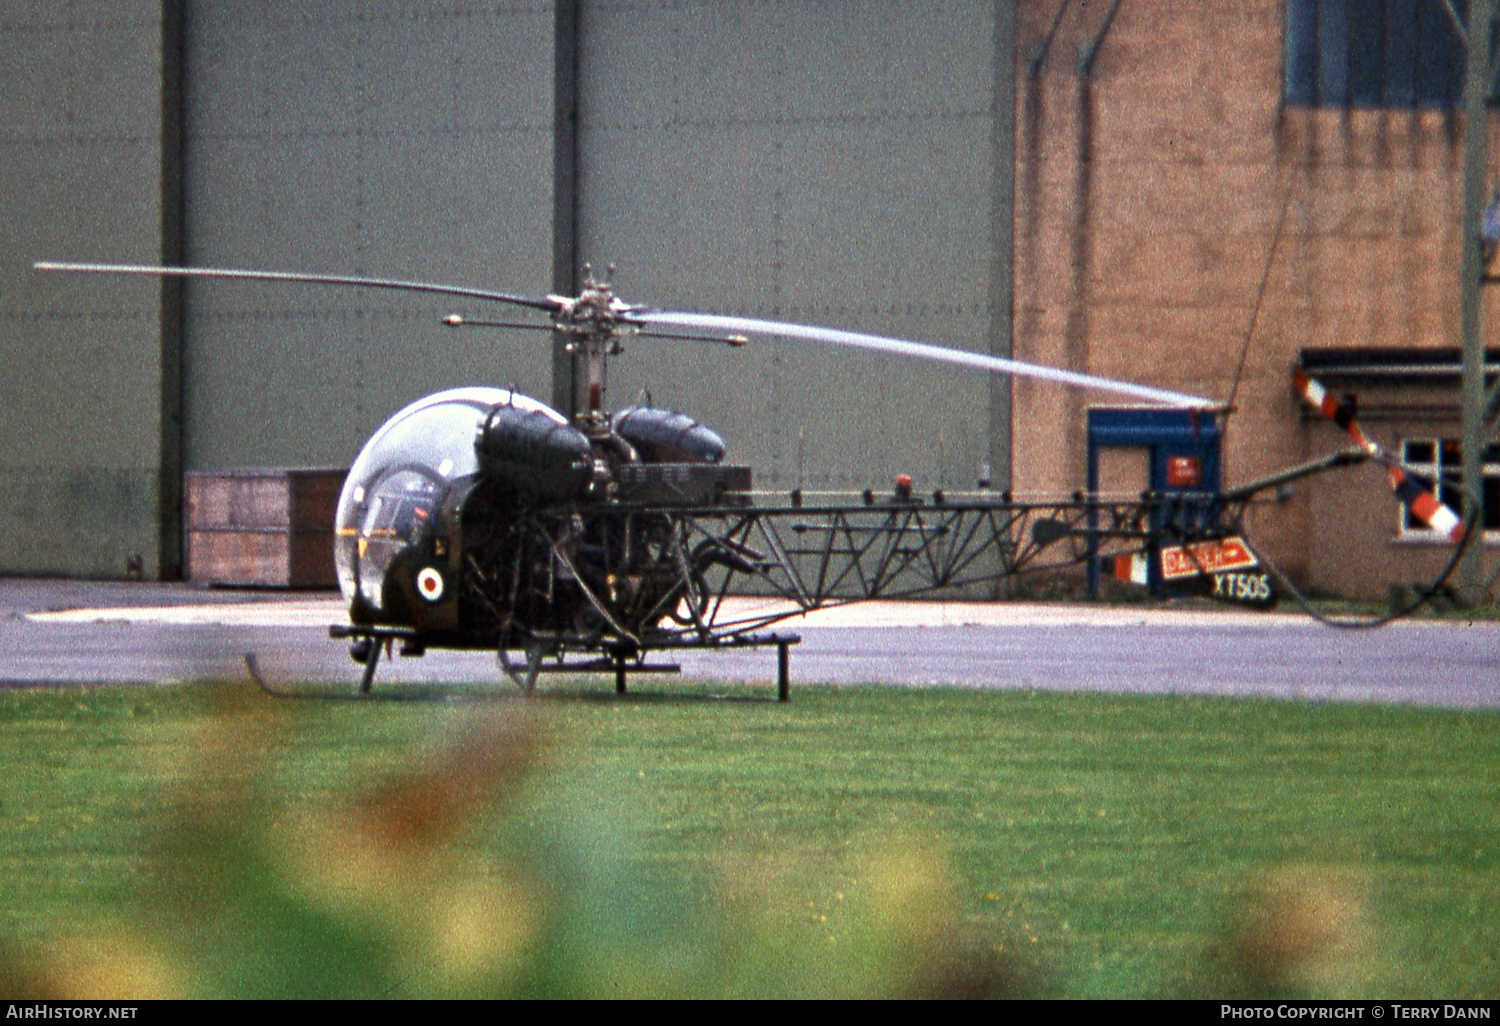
416 566 446 604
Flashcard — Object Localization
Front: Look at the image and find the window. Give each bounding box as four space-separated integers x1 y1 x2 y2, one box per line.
1284 0 1488 108
1397 437 1500 538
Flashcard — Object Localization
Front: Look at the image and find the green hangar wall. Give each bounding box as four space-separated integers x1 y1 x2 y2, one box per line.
0 1 184 579
575 2 1016 495
3 1 1016 580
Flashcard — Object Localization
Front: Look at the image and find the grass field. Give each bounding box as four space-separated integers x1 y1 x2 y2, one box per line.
0 679 1496 999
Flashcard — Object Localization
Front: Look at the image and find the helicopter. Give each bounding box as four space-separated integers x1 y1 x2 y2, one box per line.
36 258 1450 698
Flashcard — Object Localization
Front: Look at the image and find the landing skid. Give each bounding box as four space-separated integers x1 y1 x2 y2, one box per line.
307 624 800 700
245 652 504 701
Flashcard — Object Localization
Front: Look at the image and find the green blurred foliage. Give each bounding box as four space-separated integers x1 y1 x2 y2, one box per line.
1 687 1032 999
2 683 1496 999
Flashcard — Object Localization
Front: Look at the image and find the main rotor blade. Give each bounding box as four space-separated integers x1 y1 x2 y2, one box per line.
34 261 562 313
628 310 1216 409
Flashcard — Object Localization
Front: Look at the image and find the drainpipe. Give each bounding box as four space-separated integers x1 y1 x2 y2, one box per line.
1078 0 1125 78
1029 1 1070 79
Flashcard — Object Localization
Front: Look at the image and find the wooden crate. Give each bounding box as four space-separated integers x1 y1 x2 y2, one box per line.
185 468 347 588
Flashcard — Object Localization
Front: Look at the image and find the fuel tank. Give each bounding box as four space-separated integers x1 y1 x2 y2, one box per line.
611 407 726 464
474 400 592 502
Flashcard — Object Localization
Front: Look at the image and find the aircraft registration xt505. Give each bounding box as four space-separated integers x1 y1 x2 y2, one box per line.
36 260 1445 699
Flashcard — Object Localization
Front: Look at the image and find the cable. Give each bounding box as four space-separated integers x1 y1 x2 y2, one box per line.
1245 486 1481 630
1224 180 1294 420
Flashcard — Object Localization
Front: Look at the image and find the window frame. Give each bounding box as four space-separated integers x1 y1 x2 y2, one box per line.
1395 435 1500 541
1283 0 1477 109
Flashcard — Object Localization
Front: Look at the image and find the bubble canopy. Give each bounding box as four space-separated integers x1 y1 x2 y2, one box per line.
334 387 567 613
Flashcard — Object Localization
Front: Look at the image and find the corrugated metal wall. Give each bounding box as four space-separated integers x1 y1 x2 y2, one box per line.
0 1 178 578
6 0 1014 578
578 0 1014 493
180 2 558 470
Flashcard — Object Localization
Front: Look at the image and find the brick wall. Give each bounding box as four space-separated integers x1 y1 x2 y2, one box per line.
1013 0 1500 597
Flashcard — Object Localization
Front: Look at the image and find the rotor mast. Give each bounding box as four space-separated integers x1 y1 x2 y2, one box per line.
550 263 627 436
